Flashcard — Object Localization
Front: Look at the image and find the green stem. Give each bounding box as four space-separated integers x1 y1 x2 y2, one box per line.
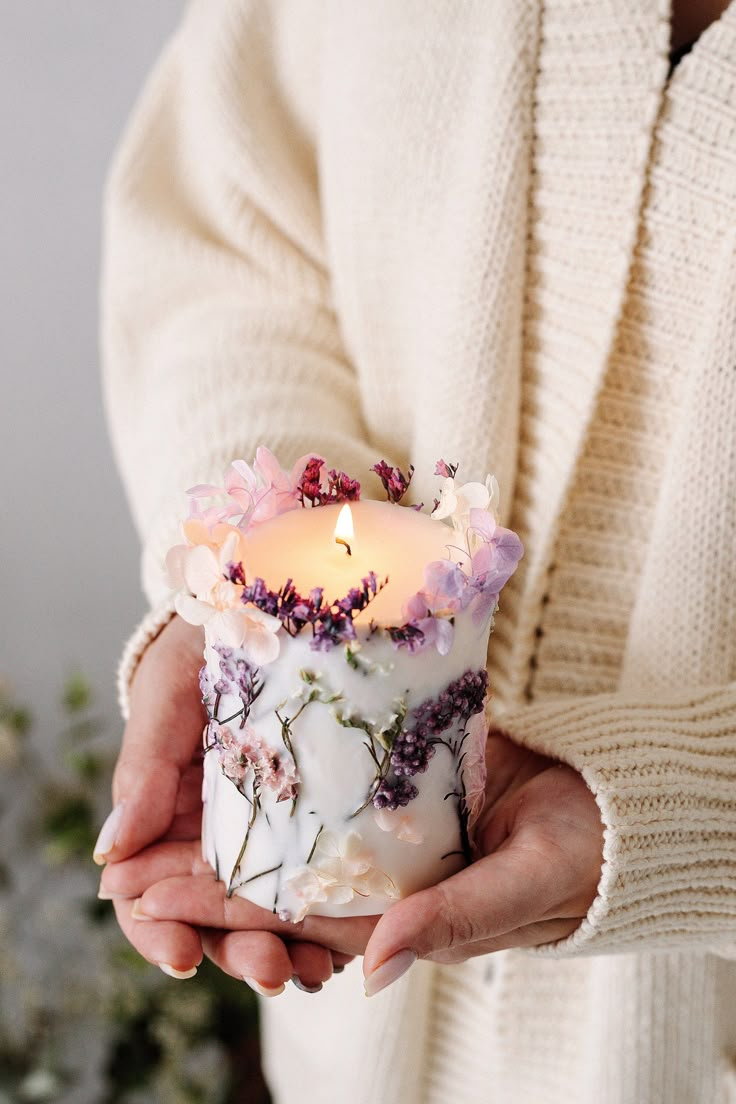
241 862 283 886
306 823 324 864
227 788 260 897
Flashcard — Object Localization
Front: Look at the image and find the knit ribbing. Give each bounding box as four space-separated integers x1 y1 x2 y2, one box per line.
101 3 736 1103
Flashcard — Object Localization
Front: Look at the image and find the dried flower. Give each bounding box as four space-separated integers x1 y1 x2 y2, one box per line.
296 458 361 507
434 458 459 479
371 460 415 504
373 807 424 844
373 777 419 810
208 722 298 802
282 831 397 921
462 711 489 833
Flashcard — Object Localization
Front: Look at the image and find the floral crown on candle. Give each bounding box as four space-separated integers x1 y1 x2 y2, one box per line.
165 449 523 665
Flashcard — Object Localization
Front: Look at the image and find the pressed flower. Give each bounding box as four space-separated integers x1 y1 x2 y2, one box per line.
283 831 398 920
371 460 415 504
373 807 424 844
461 711 489 833
209 722 299 802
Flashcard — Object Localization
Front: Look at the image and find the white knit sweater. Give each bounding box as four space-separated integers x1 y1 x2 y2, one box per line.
101 2 736 1101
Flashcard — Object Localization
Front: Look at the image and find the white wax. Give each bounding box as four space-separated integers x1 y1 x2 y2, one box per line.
242 500 464 624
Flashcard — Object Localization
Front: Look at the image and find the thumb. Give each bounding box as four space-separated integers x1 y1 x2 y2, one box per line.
363 847 542 993
94 617 205 864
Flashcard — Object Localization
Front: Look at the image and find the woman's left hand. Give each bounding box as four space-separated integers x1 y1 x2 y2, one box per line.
99 733 604 991
361 733 604 990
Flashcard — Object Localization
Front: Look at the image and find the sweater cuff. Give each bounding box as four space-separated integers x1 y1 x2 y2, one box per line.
492 686 736 957
117 595 179 720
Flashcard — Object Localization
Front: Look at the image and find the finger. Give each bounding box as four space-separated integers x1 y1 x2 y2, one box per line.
94 618 206 865
162 809 204 842
136 872 379 956
476 732 552 831
363 844 550 978
201 929 294 993
289 942 334 992
99 840 211 899
480 769 603 916
112 898 202 978
425 915 582 965
331 951 355 969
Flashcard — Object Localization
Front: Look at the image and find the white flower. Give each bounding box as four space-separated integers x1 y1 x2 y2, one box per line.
373 807 423 844
432 474 500 534
282 830 398 921
169 529 281 662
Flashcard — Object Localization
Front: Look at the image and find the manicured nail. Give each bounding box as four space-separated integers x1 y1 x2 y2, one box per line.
97 887 130 901
333 965 345 974
291 975 323 994
364 950 417 997
93 803 125 865
131 898 154 921
243 977 285 997
159 963 198 980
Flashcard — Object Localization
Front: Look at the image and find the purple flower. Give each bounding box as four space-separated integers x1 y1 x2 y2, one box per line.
412 669 488 736
371 460 415 504
297 458 361 507
373 777 419 811
225 560 246 585
390 728 436 778
386 621 426 652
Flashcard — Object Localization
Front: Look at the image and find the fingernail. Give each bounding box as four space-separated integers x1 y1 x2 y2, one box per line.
159 963 198 980
243 977 285 997
364 950 417 997
131 898 154 921
291 975 323 994
97 888 130 901
93 802 125 865
333 965 346 974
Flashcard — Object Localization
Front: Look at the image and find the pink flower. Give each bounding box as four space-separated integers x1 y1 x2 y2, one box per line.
421 560 467 612
225 448 319 525
211 722 299 802
462 711 489 834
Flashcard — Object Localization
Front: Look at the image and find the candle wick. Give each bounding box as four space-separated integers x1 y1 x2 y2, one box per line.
335 537 352 557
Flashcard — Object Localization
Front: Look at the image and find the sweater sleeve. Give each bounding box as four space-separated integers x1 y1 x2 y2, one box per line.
493 684 736 958
101 0 378 633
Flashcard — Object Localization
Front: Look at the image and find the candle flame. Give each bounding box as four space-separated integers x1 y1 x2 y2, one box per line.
334 504 354 556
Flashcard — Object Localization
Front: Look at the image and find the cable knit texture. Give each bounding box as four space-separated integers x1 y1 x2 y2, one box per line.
101 1 736 1101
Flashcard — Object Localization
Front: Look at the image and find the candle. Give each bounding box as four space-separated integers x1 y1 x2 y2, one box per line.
242 499 465 624
166 451 523 920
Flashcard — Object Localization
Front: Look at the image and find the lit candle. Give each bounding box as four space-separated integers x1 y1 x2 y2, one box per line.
242 500 465 625
167 452 522 920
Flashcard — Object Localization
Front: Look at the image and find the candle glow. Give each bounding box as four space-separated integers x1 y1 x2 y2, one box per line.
333 502 354 556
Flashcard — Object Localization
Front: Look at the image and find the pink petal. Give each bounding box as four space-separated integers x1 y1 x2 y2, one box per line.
184 544 220 596
186 483 223 498
468 507 497 542
175 593 214 627
164 544 188 588
242 622 281 665
214 607 248 648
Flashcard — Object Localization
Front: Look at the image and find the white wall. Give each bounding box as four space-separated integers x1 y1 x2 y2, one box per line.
0 2 185 737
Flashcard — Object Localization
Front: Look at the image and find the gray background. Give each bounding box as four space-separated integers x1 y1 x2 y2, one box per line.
1 2 185 738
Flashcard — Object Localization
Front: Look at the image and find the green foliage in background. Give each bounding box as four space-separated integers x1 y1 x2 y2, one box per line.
0 678 270 1104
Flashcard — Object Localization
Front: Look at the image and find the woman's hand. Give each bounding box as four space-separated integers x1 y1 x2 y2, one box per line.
100 720 603 994
362 732 604 992
97 615 352 991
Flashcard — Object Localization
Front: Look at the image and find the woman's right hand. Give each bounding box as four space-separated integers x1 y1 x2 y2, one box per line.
96 614 351 992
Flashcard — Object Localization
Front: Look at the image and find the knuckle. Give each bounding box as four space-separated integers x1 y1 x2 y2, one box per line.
432 882 478 949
